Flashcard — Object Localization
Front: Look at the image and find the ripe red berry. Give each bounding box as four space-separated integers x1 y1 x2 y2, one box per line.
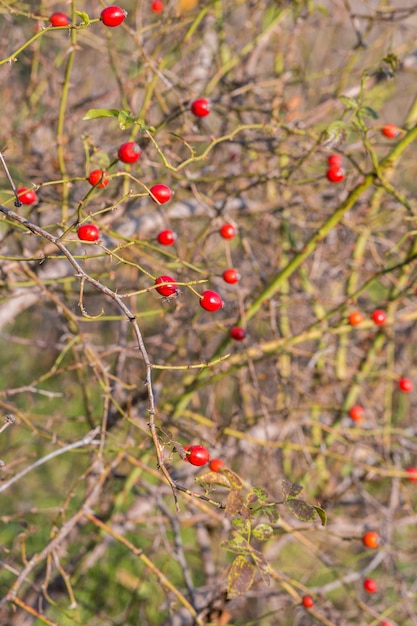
219 223 236 240
151 0 164 12
185 445 210 466
380 622 393 626
77 224 100 242
326 165 345 183
348 311 363 326
190 98 211 117
150 184 172 204
348 405 364 422
16 187 37 205
117 141 141 163
209 458 225 472
398 377 413 393
222 268 240 284
49 12 70 27
88 169 109 188
406 466 417 482
363 578 378 594
100 5 127 27
155 275 178 297
200 290 224 312
327 153 343 167
302 595 314 608
230 326 246 341
371 309 387 325
381 124 401 139
362 531 379 549
157 229 176 245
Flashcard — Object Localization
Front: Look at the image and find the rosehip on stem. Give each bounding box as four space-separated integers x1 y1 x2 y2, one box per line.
49 12 70 27
348 311 363 326
200 290 224 312
117 141 141 163
155 275 178 297
326 165 345 183
219 223 236 240
157 229 176 245
16 187 37 205
190 98 211 117
77 224 100 242
100 6 127 28
348 405 364 422
88 169 109 188
184 445 210 466
150 184 172 204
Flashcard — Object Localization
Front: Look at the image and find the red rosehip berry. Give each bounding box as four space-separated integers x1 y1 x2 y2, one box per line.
230 326 246 341
190 98 211 117
151 0 164 12
363 578 378 594
219 223 236 240
184 445 210 466
326 165 345 183
222 268 240 284
380 622 393 626
348 311 363 326
209 458 225 472
100 5 127 27
362 531 379 549
381 124 401 139
117 141 141 163
302 595 314 608
371 309 387 325
88 169 109 188
150 184 172 204
327 153 343 167
49 12 70 27
398 377 413 393
155 275 178 297
348 405 364 422
157 229 176 245
77 224 100 242
200 290 224 312
406 466 417 482
16 187 37 205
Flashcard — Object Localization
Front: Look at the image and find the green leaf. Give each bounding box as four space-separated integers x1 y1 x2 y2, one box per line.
320 120 347 149
252 523 273 542
118 110 137 131
339 95 358 110
220 536 250 555
75 10 90 24
83 108 120 121
227 555 256 599
231 517 251 534
286 498 318 523
359 106 379 120
313 505 327 526
281 479 303 499
252 486 269 501
263 503 280 523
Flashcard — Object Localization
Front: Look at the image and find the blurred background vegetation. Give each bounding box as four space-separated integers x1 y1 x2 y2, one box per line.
1 1 417 624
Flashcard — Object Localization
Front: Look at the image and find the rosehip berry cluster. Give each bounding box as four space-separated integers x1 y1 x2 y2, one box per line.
326 153 345 183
